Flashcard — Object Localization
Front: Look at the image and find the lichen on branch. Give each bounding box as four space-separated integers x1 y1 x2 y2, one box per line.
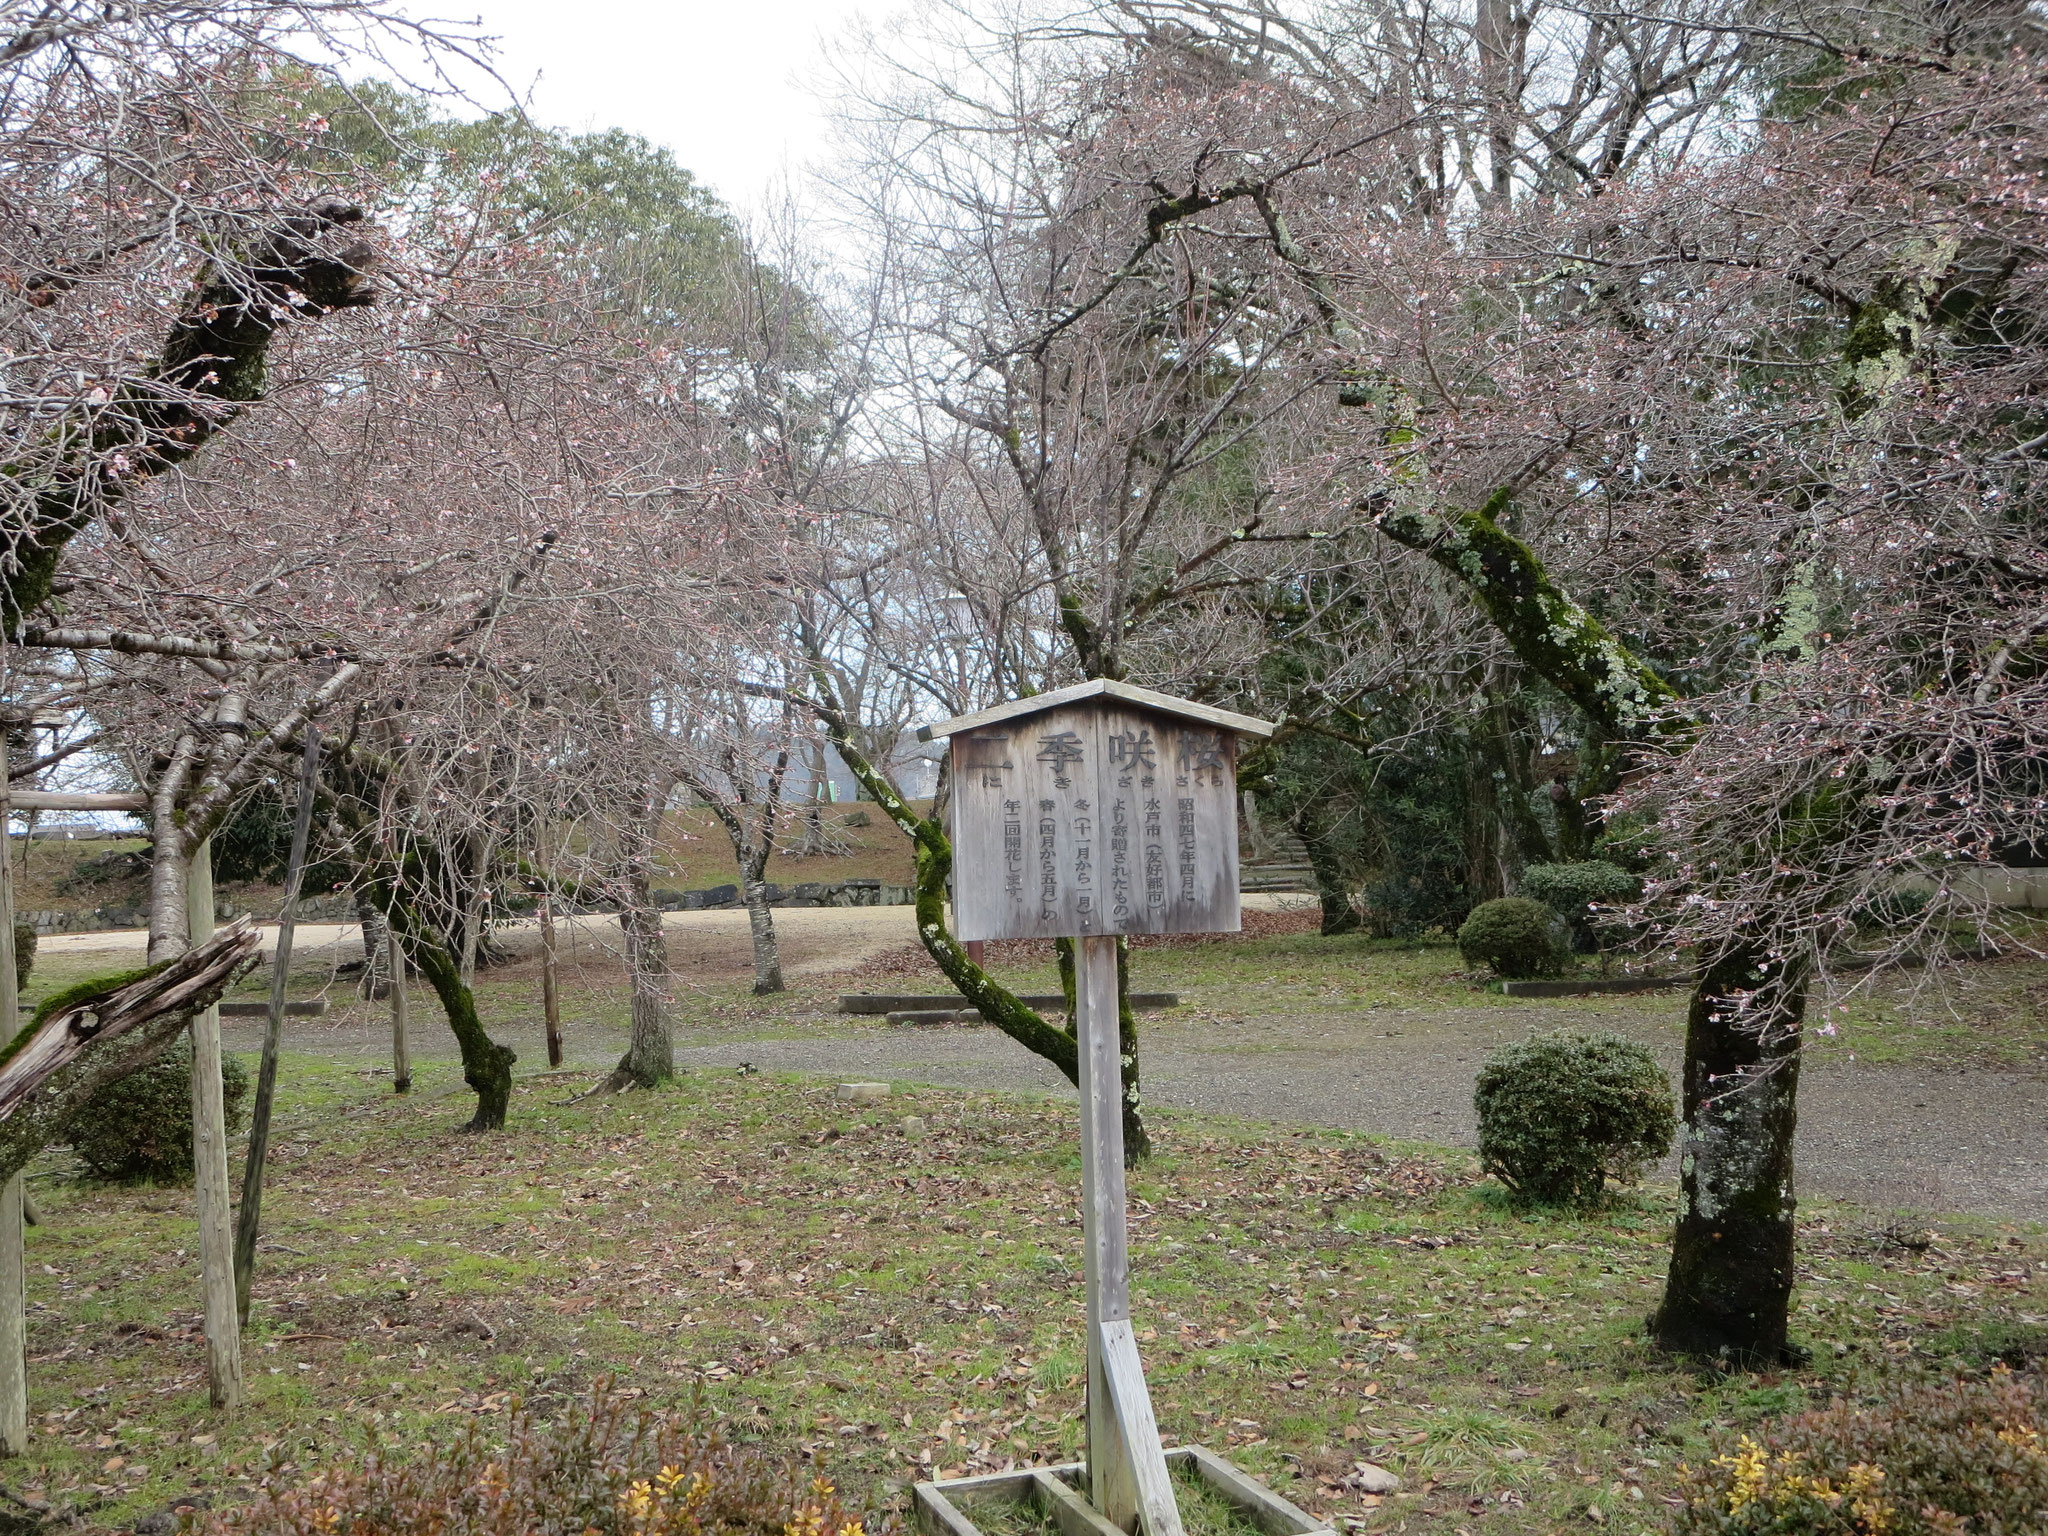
1373 490 1684 741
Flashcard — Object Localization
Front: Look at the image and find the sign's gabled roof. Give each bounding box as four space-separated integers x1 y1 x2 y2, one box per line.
916 678 1278 743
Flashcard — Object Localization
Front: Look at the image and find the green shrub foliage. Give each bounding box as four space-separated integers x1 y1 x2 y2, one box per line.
1854 886 1933 932
11 922 31 991
1518 860 1640 952
200 1382 887 1536
1518 860 1639 912
1456 897 1567 978
1474 1030 1675 1206
1675 1369 2048 1536
68 1038 248 1183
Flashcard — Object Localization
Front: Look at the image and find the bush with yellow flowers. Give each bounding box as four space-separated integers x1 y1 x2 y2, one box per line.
1675 1369 2048 1535
198 1382 888 1536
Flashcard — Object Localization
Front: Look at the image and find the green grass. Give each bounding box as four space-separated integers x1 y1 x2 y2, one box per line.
4 1060 2041 1536
9 904 2045 1535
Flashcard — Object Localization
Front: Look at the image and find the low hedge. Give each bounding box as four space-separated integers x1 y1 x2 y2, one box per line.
1676 1368 2048 1535
199 1384 886 1536
1457 897 1568 978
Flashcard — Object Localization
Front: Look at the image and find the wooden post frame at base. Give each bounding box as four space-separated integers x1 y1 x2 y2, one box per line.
913 1449 1335 1536
919 683 1275 1536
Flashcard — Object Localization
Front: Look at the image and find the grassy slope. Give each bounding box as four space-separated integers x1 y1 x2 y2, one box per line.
7 805 920 926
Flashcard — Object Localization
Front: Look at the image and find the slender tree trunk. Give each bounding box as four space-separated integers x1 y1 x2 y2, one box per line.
356 898 391 999
1652 944 1807 1365
800 753 827 856
741 866 784 995
615 881 674 1087
0 730 25 1457
540 894 562 1068
233 728 320 1326
185 842 243 1409
457 828 491 989
0 1175 21 1459
388 930 411 1094
145 736 199 964
690 749 791 997
233 730 320 1296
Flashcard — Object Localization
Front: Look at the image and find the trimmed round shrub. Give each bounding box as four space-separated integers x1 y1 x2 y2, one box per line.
1474 1030 1675 1206
67 1039 249 1183
1519 860 1639 912
1519 860 1640 952
1457 897 1567 978
10 922 31 992
1676 1369 2048 1536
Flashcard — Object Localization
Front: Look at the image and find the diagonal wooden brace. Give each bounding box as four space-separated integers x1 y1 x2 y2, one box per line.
1098 1318 1186 1536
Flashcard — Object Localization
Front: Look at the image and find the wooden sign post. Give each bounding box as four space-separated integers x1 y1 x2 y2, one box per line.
920 681 1275 1536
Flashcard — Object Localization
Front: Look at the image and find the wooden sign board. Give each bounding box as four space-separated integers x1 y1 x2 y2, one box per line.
923 681 1276 943
918 681 1276 1536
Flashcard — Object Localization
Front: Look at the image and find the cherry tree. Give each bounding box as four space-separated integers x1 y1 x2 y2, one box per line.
1035 0 2048 1359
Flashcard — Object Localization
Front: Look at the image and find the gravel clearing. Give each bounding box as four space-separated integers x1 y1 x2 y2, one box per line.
676 1014 2046 1220
72 897 2032 1221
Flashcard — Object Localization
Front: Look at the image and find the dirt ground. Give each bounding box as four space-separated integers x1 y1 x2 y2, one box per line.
47 900 2045 1222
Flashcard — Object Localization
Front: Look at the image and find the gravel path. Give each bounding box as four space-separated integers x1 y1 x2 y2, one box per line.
677 1015 2046 1222
107 898 2036 1222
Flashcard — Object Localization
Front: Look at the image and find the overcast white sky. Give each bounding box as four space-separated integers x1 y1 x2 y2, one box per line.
445 0 881 214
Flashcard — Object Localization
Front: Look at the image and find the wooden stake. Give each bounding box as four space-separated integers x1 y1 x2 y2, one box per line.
232 729 320 1324
540 894 562 1069
186 839 243 1411
389 929 411 1094
1075 934 1181 1536
0 726 26 1456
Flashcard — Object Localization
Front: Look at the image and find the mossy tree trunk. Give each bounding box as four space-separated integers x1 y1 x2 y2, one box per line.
1374 492 1811 1361
331 807 518 1128
388 905 516 1131
1652 944 1806 1364
1295 807 1361 935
